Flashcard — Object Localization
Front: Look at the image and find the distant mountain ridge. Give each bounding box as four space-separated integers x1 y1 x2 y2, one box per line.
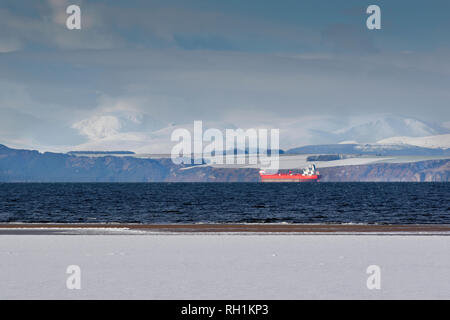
377 134 450 149
330 116 442 142
296 115 449 147
0 144 448 182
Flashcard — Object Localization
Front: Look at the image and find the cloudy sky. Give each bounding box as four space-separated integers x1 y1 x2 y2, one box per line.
1 0 449 153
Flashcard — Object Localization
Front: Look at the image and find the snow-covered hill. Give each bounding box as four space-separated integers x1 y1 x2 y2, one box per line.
377 134 450 149
283 114 449 148
331 115 443 144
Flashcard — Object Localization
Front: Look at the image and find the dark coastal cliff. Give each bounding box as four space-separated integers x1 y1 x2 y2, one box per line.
0 144 172 182
0 144 448 182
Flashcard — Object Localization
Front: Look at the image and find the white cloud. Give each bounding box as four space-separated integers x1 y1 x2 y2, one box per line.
95 96 145 124
72 115 121 140
442 121 450 130
0 38 22 53
68 95 167 152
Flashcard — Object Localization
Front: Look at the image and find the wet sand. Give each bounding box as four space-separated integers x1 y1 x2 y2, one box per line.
0 223 450 234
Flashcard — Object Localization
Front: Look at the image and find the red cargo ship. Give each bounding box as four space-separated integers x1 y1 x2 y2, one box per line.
259 164 320 182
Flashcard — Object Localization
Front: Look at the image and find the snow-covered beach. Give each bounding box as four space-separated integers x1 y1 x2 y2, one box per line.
1 230 449 299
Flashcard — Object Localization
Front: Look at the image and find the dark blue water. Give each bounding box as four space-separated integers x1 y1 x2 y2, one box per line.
0 183 449 224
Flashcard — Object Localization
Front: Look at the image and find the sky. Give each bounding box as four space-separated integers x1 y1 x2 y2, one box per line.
0 0 449 153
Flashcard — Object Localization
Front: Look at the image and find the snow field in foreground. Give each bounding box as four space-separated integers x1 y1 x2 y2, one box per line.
0 234 449 299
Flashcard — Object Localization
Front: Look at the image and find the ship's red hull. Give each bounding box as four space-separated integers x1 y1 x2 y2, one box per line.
259 173 319 182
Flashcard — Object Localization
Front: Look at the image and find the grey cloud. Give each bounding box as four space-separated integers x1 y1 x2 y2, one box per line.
2 47 449 131
322 24 378 54
0 1 449 152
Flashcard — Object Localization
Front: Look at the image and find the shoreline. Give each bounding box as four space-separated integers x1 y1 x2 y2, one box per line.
1 223 450 234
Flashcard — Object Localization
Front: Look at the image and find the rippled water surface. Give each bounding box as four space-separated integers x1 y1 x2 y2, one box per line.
0 183 449 224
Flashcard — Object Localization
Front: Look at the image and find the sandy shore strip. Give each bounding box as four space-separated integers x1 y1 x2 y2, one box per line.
0 223 450 235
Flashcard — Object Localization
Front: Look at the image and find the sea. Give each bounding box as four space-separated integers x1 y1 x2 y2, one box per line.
0 183 449 224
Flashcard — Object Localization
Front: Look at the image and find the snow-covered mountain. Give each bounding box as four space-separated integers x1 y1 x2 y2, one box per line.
283 114 449 149
377 134 450 149
331 115 444 144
